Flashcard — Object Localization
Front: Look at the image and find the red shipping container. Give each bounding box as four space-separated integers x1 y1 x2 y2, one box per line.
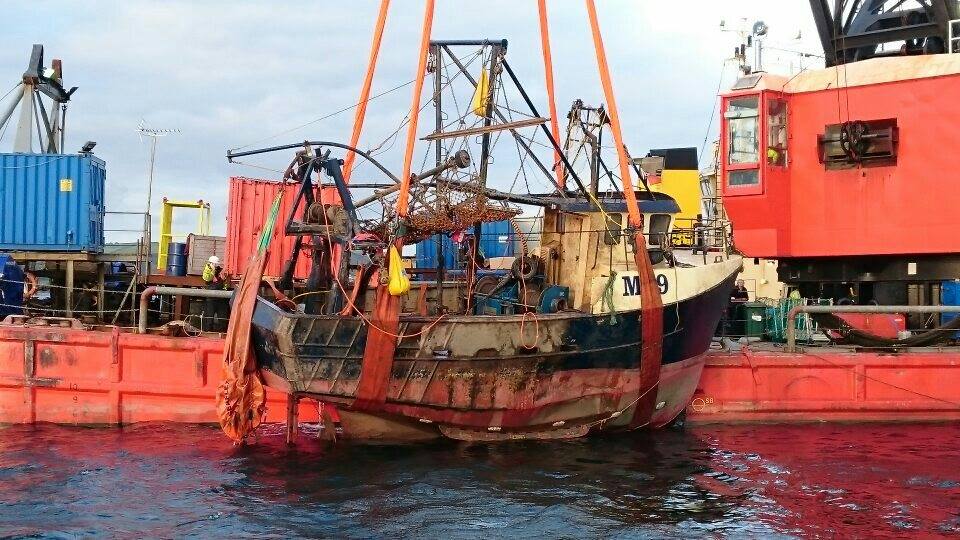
225 177 315 280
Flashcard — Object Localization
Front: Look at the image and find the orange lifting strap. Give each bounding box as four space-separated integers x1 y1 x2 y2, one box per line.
584 0 664 429
396 0 436 218
538 0 565 190
585 0 641 228
342 0 391 183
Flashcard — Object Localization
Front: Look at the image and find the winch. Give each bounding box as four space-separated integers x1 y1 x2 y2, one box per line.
473 254 569 315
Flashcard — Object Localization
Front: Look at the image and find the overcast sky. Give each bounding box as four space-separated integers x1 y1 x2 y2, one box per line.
1 1 822 239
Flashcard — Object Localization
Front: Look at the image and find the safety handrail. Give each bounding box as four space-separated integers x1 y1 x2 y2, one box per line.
138 286 232 334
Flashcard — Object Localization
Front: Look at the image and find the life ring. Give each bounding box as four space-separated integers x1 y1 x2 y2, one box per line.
23 272 37 299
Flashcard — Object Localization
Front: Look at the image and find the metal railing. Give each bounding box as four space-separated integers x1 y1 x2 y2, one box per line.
138 286 232 334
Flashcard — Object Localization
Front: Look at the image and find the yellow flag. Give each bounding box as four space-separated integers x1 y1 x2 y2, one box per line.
471 70 490 116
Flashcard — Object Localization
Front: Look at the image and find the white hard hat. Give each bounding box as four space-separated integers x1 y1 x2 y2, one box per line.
208 255 221 265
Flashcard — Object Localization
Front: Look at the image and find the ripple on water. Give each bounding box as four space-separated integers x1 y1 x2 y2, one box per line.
0 423 958 537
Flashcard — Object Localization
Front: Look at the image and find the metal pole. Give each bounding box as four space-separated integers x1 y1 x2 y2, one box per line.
59 104 67 154
13 84 34 152
0 84 23 133
785 305 960 352
145 135 157 276
64 260 74 318
433 44 445 311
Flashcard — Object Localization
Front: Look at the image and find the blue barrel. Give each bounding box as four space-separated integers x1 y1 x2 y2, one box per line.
166 242 188 277
942 281 960 337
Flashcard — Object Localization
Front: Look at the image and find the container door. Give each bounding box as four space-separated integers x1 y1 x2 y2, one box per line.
91 161 105 249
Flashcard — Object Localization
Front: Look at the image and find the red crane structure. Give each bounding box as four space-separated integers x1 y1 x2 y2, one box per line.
721 0 960 309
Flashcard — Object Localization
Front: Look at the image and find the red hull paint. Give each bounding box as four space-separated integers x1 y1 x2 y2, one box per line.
649 354 706 428
688 346 960 423
0 325 316 425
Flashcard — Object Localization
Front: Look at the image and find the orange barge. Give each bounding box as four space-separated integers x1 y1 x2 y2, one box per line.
3 323 959 427
0 325 316 425
688 343 960 424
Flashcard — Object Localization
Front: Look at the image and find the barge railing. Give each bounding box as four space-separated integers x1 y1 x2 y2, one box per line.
785 305 960 352
138 286 232 334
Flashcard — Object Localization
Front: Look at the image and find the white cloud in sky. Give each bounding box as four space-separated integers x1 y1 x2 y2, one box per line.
0 0 821 239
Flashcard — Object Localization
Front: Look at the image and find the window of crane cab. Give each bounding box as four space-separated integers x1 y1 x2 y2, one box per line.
724 94 763 195
766 97 788 167
726 96 760 167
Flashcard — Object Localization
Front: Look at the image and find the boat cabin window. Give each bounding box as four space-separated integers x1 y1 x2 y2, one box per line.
649 214 671 243
603 213 623 245
725 96 760 187
767 98 787 166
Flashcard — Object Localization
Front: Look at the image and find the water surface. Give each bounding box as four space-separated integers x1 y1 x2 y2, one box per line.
1 422 958 538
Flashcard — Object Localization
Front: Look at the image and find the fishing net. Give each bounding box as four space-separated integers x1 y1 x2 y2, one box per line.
216 191 283 443
404 177 520 238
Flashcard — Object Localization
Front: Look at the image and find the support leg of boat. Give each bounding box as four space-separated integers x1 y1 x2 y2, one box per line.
318 401 339 443
286 393 300 445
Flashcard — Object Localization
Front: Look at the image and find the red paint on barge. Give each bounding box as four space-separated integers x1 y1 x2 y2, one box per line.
0 325 316 425
4 324 960 427
688 344 960 424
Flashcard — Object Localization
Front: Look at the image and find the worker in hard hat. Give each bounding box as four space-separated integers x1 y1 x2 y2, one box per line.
202 255 228 330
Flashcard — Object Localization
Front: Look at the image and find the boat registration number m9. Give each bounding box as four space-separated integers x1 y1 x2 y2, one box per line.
622 274 669 296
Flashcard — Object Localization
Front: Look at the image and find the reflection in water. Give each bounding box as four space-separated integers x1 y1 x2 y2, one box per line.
0 423 957 537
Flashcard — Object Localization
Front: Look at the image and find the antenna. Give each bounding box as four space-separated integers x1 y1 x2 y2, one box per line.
137 122 180 276
721 18 770 75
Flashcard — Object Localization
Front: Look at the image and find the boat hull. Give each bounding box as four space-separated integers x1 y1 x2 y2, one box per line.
251 270 738 440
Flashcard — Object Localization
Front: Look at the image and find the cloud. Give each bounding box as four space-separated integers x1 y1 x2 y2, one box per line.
0 0 821 240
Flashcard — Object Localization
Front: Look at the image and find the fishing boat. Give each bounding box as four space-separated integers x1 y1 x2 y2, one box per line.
217 5 742 443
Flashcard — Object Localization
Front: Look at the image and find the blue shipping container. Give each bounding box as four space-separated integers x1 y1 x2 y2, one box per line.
415 220 516 269
0 153 106 252
942 280 960 337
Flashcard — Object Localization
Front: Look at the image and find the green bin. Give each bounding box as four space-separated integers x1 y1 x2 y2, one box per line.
743 302 768 338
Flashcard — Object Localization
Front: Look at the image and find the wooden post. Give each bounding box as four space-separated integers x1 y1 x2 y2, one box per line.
65 260 74 318
286 393 299 445
97 262 106 322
